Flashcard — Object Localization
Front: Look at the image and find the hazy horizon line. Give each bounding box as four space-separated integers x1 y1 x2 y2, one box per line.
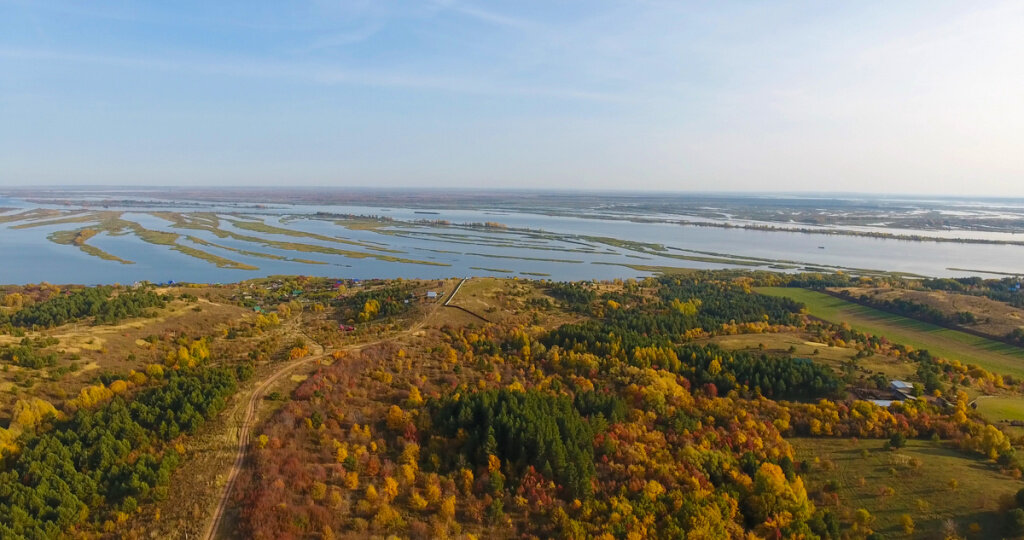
2 184 1024 201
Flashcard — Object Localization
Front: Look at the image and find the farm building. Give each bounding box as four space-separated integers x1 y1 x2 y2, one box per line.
889 380 917 401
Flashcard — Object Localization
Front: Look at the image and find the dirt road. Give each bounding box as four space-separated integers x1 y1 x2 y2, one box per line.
201 350 324 540
202 296 445 540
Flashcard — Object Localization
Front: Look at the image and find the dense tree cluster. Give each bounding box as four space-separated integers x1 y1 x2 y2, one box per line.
0 366 238 538
545 282 597 312
232 273 1024 539
677 344 841 400
337 284 413 322
0 287 166 329
0 336 60 368
752 272 859 289
427 389 609 499
546 277 802 358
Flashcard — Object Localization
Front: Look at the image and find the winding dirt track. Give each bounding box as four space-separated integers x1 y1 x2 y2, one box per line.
201 350 324 540
203 284 457 540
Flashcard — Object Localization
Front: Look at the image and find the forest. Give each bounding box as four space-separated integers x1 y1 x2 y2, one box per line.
0 286 167 329
1 273 1023 539
0 365 242 538
222 273 1024 539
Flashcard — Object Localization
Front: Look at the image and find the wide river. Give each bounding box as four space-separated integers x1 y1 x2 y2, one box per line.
0 196 1021 285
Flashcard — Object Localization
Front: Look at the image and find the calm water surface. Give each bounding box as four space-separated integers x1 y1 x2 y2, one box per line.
0 197 1021 285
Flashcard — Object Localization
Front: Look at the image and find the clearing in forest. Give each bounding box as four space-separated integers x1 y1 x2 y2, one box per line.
756 287 1024 378
790 437 1021 538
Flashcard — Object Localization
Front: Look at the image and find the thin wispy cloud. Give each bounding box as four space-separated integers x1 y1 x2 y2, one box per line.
300 24 385 52
1 1 1022 194
0 47 629 102
432 0 537 31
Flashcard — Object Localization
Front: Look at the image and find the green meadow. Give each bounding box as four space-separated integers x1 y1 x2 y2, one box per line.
756 287 1024 378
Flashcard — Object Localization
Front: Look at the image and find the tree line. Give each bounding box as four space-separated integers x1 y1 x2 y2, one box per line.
0 287 167 329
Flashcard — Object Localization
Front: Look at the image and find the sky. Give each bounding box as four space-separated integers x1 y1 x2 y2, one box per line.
1 1 1022 195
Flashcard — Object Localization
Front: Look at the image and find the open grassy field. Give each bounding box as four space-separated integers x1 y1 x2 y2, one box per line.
0 289 256 415
703 332 917 381
445 277 517 323
973 396 1024 438
837 286 1024 340
975 396 1024 423
791 437 1022 538
440 277 579 329
757 287 1024 378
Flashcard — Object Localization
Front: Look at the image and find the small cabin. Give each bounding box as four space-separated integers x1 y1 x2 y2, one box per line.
426 291 439 299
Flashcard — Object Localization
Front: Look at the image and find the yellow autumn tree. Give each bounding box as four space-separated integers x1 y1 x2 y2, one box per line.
108 379 129 394
748 462 814 534
0 428 17 459
68 383 115 410
11 397 60 430
381 476 399 502
440 495 457 521
146 363 164 379
386 405 406 431
407 385 424 407
409 491 428 511
344 471 359 490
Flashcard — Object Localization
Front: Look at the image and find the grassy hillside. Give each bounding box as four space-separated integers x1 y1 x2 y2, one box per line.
791 437 1021 538
703 332 917 381
757 287 1024 378
837 286 1024 339
976 396 1024 423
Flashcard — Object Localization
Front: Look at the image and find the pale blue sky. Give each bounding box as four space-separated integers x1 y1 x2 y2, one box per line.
1 1 1022 194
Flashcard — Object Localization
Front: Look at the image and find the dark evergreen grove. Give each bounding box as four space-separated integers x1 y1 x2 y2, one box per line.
0 366 239 538
0 287 167 329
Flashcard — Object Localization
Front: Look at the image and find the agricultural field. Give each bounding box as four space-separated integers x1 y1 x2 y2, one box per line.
836 286 1024 341
756 287 1024 378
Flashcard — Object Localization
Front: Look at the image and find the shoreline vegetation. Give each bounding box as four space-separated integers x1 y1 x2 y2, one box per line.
8 210 450 271
320 214 1024 275
48 229 135 265
948 267 1023 277
1 206 1020 280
